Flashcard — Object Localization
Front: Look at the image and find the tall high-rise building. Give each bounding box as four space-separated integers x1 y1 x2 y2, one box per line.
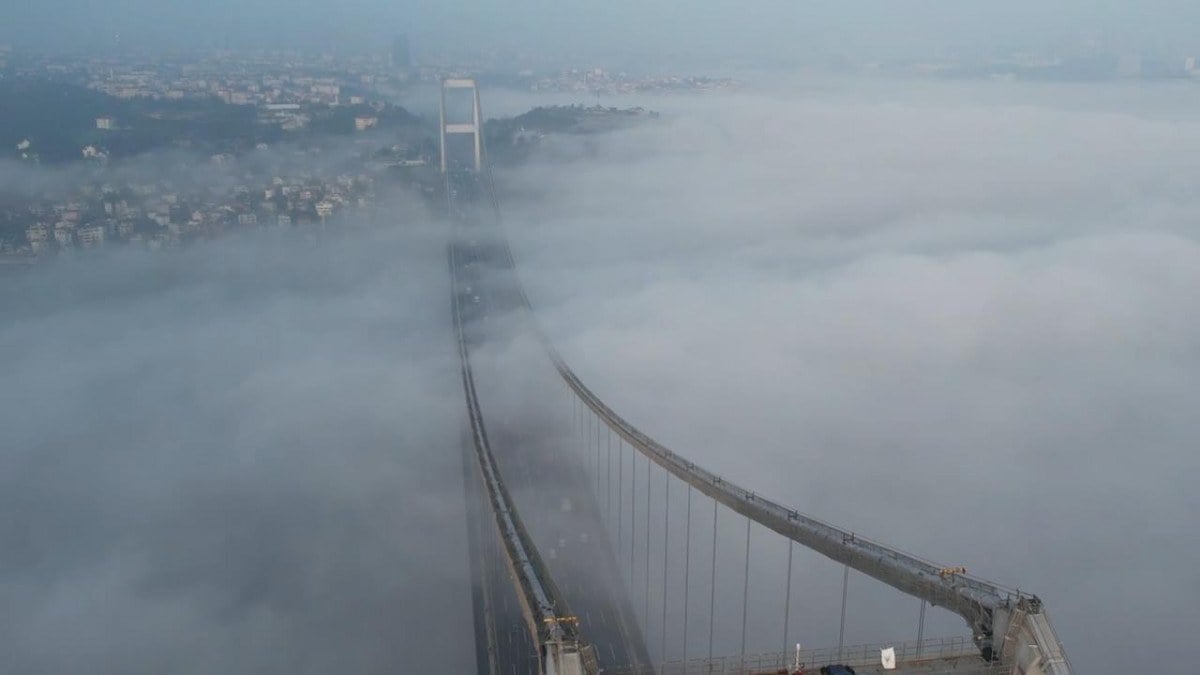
390 35 411 70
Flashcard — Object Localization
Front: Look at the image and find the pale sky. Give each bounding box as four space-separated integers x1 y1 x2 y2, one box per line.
5 1 1200 67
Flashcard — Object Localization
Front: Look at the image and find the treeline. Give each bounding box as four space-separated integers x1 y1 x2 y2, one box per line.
483 104 658 164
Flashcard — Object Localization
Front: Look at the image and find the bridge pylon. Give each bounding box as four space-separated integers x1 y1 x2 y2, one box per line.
440 78 484 173
542 638 595 675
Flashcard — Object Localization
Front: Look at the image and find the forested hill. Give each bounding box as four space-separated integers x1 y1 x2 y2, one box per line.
483 104 658 164
0 79 423 164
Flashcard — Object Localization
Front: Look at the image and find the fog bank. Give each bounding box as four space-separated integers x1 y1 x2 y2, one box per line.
501 79 1200 674
0 222 473 673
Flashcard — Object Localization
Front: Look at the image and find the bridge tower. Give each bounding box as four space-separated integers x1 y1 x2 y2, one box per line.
440 78 484 173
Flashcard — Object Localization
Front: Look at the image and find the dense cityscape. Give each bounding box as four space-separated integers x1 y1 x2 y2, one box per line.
0 41 679 262
10 28 1200 265
10 31 1200 263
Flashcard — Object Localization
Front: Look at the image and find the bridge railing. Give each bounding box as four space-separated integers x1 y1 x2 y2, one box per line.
604 636 1004 675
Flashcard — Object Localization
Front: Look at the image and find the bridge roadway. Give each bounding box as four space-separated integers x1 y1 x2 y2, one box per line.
463 430 541 675
450 194 600 674
454 228 652 672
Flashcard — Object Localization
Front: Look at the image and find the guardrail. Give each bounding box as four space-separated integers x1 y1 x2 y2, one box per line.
606 636 1004 675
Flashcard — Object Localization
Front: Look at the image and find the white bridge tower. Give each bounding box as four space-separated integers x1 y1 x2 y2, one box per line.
440 78 484 173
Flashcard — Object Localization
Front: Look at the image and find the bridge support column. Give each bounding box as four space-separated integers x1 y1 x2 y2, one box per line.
607 428 613 532
995 602 1072 675
682 484 692 661
644 455 652 628
740 517 751 664
661 472 670 665
617 437 623 560
440 78 484 173
838 565 850 660
542 639 591 675
595 417 601 497
708 499 717 662
630 441 636 586
917 599 927 656
782 540 793 658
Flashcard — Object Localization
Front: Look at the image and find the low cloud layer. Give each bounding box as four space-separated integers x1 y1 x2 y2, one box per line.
497 78 1200 673
0 218 474 673
3 75 1197 674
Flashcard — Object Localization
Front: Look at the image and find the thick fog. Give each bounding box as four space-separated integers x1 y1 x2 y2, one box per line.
494 79 1200 674
5 0 1200 666
0 213 475 673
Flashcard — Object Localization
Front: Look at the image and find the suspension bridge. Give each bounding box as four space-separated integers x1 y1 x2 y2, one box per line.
440 78 1071 675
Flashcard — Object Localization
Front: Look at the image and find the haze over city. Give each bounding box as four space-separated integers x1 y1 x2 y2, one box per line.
8 2 1200 67
1 3 1197 675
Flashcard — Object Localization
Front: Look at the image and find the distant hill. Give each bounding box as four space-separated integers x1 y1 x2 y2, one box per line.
0 79 423 164
0 80 128 162
484 104 658 164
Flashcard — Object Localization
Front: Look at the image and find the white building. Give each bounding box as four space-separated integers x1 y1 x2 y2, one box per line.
25 222 48 245
315 201 334 221
54 225 74 247
78 224 106 247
